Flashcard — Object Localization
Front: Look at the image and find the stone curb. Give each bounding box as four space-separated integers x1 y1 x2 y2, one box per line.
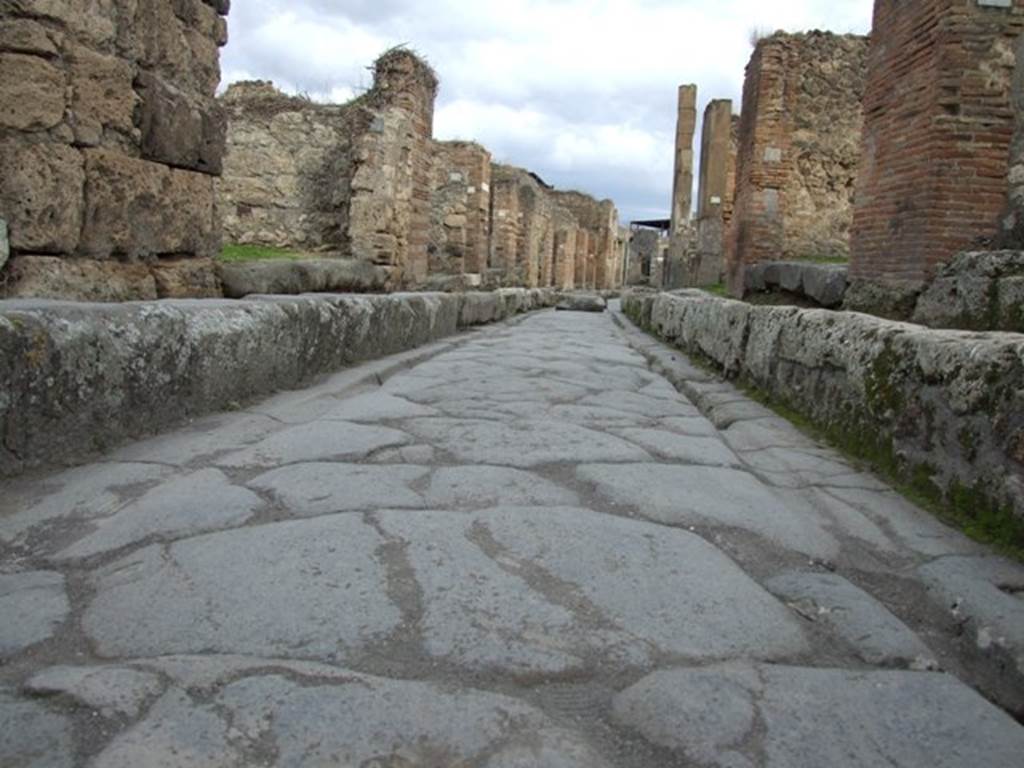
0 289 557 477
622 289 1024 523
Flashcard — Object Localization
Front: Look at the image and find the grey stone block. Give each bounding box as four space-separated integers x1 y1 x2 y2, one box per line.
802 264 848 308
556 292 607 312
744 263 766 291
776 261 804 293
137 71 226 175
217 258 392 298
0 218 7 272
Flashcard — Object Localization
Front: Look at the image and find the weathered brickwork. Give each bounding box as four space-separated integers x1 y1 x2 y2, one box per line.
849 0 1024 314
430 141 492 277
0 0 230 300
727 32 868 295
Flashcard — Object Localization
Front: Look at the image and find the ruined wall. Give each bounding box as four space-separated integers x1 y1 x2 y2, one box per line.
849 0 1024 315
627 228 663 286
0 0 230 301
727 32 868 295
489 165 554 287
219 49 438 286
219 82 356 253
552 191 620 290
429 141 492 277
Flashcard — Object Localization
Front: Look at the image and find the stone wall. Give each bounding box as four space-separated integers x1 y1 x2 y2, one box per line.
623 289 1024 525
552 190 620 290
727 32 868 295
490 164 554 287
218 82 356 253
0 287 560 477
429 141 491 277
219 49 438 286
849 0 1024 315
0 0 230 301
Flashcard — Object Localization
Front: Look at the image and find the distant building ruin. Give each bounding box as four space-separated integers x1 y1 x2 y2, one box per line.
218 50 623 292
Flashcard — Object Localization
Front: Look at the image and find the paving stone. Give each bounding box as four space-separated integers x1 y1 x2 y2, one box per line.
0 690 73 768
658 415 721 437
822 487 982 558
614 428 742 466
722 417 815 451
484 729 612 767
578 463 839 558
405 418 650 468
92 670 577 768
424 466 579 509
0 463 175 545
765 571 937 668
84 516 400 660
367 444 438 464
107 413 282 465
0 571 69 656
53 469 265 560
918 556 1024 676
579 390 700 418
25 665 163 718
249 463 428 515
374 507 808 674
614 664 1024 767
216 421 412 468
318 391 439 422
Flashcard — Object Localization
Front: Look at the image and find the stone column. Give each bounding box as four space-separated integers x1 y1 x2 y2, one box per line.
691 99 734 286
667 85 697 288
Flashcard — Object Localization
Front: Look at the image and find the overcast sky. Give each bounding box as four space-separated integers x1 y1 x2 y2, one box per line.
221 1 873 223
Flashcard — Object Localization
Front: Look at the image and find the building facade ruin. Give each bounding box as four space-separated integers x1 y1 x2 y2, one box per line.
726 31 868 295
847 0 1024 315
218 52 622 293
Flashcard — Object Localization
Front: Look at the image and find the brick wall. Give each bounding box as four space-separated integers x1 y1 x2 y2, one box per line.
0 0 230 301
727 32 868 295
430 141 492 277
849 0 1024 312
552 191 620 290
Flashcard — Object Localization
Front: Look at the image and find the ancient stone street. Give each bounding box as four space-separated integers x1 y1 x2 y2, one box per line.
2 305 1023 767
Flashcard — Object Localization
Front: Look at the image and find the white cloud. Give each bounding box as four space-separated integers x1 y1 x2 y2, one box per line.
221 0 873 221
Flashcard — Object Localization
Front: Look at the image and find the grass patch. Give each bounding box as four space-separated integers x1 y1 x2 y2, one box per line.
219 244 307 262
703 283 729 297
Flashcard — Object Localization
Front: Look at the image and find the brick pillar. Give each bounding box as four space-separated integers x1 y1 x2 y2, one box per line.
667 84 697 288
690 99 734 286
491 178 520 280
848 0 1024 315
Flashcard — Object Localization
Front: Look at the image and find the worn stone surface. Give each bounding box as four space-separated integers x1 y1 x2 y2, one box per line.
0 571 69 655
3 305 1024 763
614 664 1024 767
1 256 159 301
766 571 937 668
0 690 73 768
